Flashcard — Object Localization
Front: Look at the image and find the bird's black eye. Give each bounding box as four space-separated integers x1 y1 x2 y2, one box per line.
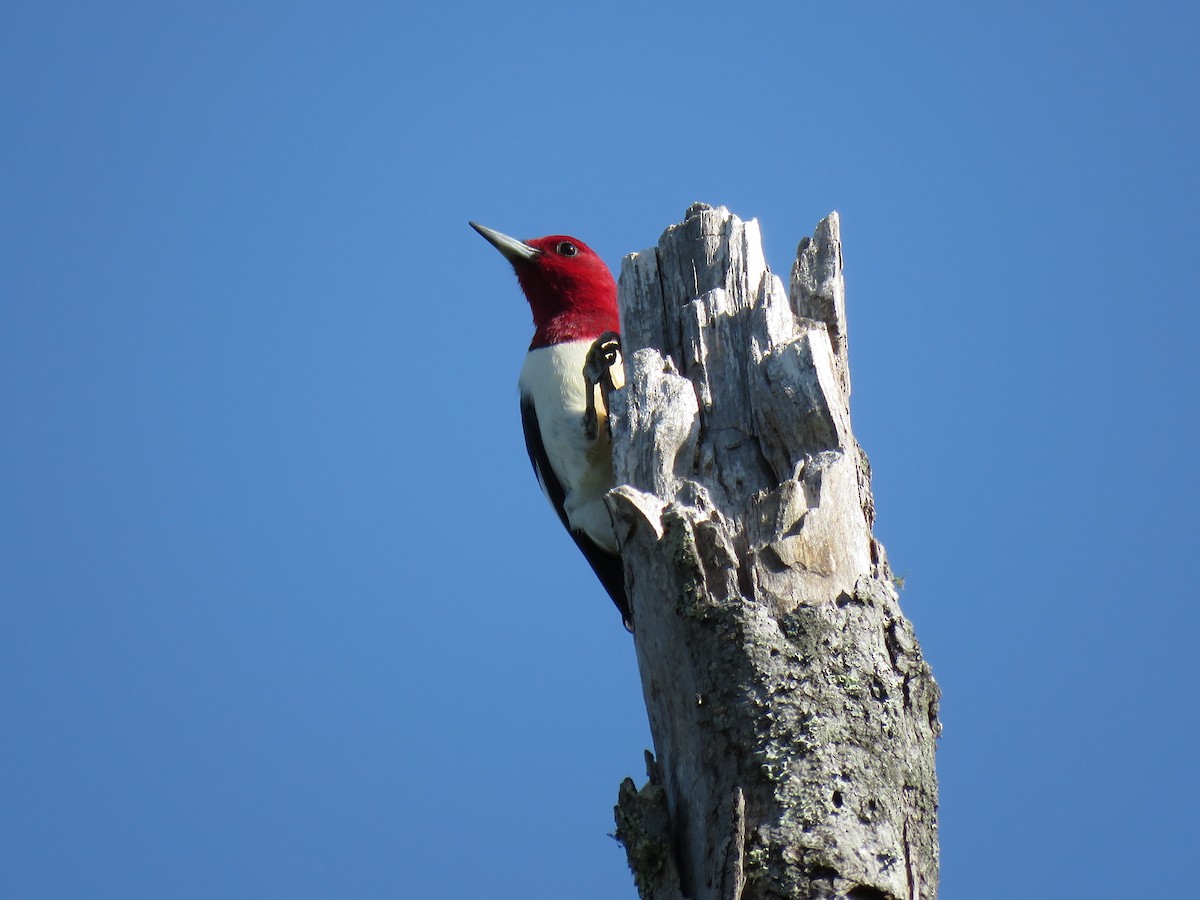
556 241 578 257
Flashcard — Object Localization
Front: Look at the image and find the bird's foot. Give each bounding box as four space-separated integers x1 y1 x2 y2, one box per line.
583 331 622 441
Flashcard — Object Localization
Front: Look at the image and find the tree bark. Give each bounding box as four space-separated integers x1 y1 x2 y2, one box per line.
609 205 940 900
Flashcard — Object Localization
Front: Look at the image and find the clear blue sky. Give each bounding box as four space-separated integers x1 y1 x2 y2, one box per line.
3 2 1197 897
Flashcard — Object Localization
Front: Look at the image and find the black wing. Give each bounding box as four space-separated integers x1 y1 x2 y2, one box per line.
520 395 631 628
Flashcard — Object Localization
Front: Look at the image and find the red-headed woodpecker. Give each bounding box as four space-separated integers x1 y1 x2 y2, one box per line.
470 222 630 628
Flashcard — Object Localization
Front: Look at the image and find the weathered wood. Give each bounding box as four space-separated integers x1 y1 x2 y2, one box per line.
609 205 940 900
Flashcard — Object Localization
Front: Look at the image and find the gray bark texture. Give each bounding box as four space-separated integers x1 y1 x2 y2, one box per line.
607 204 940 900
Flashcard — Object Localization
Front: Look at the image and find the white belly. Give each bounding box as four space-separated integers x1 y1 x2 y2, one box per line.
519 341 624 553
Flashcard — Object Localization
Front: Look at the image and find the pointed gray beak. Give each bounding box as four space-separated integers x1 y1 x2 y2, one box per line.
470 222 542 264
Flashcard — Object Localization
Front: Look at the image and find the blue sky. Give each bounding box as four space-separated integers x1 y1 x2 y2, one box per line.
3 2 1197 897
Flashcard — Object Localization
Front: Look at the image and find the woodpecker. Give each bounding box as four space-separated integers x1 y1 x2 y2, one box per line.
470 222 630 628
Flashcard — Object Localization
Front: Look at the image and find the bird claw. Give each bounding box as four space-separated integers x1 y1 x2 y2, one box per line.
583 331 622 441
584 331 622 391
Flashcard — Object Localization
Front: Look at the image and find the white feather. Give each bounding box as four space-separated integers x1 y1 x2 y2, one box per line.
519 340 623 554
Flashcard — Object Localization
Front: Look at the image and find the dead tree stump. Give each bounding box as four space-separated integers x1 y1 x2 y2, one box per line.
609 204 940 900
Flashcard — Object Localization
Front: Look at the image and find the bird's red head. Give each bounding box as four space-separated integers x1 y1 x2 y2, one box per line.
471 223 619 349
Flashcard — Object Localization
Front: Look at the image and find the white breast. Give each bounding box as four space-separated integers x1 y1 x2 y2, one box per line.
519 340 624 553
